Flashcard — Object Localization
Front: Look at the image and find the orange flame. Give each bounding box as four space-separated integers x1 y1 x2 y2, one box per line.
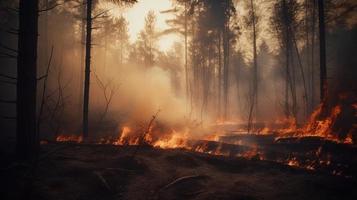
56 134 83 143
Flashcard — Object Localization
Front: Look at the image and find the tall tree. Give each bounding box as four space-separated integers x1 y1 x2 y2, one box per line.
16 0 39 159
136 11 157 68
82 0 136 139
164 0 193 114
245 0 259 132
318 0 326 101
271 0 301 120
79 0 86 113
82 0 93 139
116 16 130 67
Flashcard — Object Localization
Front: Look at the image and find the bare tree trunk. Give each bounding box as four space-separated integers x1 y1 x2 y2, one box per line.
318 0 327 102
223 24 229 119
247 0 258 133
190 21 196 118
282 0 290 118
184 1 189 114
291 30 308 119
311 0 316 110
43 0 49 69
305 0 311 114
79 0 86 113
104 19 108 72
289 47 297 120
82 0 93 139
16 0 39 159
218 32 222 119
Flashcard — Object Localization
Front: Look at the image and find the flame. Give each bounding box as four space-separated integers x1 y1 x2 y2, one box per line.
51 93 355 178
56 134 83 143
275 102 354 144
286 157 299 167
153 130 188 149
114 126 141 145
238 145 263 160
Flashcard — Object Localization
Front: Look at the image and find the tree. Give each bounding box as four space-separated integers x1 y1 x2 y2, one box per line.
182 0 235 121
165 0 191 113
271 0 301 121
244 0 260 132
16 0 39 159
136 11 157 68
82 0 93 139
82 0 136 139
116 16 130 67
318 0 326 101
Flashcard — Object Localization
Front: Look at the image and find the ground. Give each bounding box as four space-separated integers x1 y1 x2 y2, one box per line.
1 143 357 200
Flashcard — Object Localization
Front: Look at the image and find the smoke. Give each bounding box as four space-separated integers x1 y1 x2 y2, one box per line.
100 63 188 126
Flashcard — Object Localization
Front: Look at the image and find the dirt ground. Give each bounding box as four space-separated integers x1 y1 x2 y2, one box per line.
1 143 357 200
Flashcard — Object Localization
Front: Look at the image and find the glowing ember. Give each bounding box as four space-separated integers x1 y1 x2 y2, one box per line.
56 135 83 143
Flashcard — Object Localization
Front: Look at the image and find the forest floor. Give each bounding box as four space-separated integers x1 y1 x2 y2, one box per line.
1 143 357 200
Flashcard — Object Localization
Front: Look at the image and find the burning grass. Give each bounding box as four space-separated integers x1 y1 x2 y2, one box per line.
51 95 356 178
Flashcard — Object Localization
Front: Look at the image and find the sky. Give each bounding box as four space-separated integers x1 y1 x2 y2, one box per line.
101 0 180 51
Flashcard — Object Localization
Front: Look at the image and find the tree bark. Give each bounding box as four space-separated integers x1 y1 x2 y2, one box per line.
79 0 86 114
318 0 327 101
311 0 316 110
184 1 189 114
251 0 258 126
223 24 229 119
16 0 39 159
82 0 93 139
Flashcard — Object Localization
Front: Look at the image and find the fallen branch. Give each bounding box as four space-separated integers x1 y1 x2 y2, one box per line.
94 171 112 191
160 175 208 191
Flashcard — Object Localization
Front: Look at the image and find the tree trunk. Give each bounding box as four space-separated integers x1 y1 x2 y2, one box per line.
282 0 290 118
218 32 222 119
184 1 189 114
251 0 258 126
311 0 316 110
79 0 86 114
16 0 39 159
223 24 229 119
318 0 327 101
82 0 93 139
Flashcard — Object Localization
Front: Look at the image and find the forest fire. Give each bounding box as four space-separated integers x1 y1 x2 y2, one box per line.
50 89 357 180
2 0 357 199
52 98 356 177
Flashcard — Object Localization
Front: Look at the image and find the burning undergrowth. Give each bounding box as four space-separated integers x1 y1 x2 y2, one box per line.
51 92 357 178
